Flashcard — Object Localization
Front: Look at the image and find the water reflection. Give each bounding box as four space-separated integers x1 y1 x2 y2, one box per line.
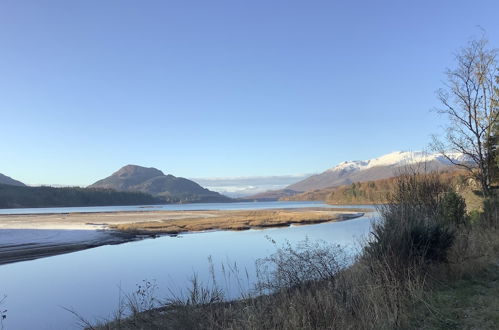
0 201 376 215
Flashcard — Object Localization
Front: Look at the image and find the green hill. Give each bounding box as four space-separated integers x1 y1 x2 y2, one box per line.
0 184 163 209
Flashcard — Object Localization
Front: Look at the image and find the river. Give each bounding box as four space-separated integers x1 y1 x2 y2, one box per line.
0 202 376 330
0 201 374 215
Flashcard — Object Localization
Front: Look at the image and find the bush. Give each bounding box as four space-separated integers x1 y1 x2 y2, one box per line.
481 194 499 228
368 218 455 268
365 170 457 273
256 239 349 292
438 190 468 226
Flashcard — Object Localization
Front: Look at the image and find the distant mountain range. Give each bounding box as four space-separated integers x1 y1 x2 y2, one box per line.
287 151 465 191
240 189 300 202
1 152 466 205
191 174 311 197
282 168 470 204
89 165 231 203
246 151 465 200
0 173 25 187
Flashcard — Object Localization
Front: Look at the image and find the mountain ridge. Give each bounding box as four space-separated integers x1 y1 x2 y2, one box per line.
287 151 465 192
245 151 465 200
281 168 473 204
89 165 231 203
0 173 26 187
324 151 465 173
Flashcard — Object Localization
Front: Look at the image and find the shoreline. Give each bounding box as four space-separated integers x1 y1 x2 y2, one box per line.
0 229 141 265
0 208 369 265
114 211 366 235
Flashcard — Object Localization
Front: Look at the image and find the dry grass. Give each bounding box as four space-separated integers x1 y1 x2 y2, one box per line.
90 238 429 330
90 225 499 330
409 226 499 330
416 265 499 330
112 209 366 234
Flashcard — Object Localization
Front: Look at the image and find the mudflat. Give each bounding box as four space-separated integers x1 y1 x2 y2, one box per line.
112 208 367 234
0 208 367 265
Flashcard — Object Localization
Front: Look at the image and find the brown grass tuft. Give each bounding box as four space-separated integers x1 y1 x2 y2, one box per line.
112 209 365 234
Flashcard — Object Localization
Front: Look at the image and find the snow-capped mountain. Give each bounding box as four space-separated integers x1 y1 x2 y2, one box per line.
287 151 465 192
327 151 465 173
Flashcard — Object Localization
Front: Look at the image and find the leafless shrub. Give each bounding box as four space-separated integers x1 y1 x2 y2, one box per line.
256 238 349 292
0 295 6 330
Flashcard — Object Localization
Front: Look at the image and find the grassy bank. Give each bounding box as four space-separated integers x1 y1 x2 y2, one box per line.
91 172 499 330
92 234 499 330
112 208 367 234
412 263 499 329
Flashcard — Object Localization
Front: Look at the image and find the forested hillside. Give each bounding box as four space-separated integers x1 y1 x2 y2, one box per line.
0 184 163 209
282 169 476 205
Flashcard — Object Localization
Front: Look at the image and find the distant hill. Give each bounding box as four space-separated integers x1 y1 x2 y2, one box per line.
287 151 465 192
282 169 473 205
89 165 231 203
251 151 466 201
0 184 162 209
191 174 311 198
242 189 302 202
282 177 398 204
0 173 25 187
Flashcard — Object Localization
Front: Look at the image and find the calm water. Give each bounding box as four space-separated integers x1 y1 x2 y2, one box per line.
0 201 375 215
0 203 377 330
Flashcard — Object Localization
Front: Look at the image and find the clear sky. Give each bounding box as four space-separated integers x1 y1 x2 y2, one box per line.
1 0 498 186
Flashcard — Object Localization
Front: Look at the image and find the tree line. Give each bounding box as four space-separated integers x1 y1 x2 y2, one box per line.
0 184 163 209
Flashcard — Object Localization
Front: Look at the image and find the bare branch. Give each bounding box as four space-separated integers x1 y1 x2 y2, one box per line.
432 36 498 196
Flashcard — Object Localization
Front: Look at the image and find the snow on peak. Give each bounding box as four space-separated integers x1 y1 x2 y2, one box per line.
327 151 464 173
367 151 434 168
328 160 368 173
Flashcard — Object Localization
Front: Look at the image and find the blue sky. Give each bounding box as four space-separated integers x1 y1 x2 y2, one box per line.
1 0 498 185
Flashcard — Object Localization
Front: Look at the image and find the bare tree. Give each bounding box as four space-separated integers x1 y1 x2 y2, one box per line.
494 74 499 175
432 37 498 196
